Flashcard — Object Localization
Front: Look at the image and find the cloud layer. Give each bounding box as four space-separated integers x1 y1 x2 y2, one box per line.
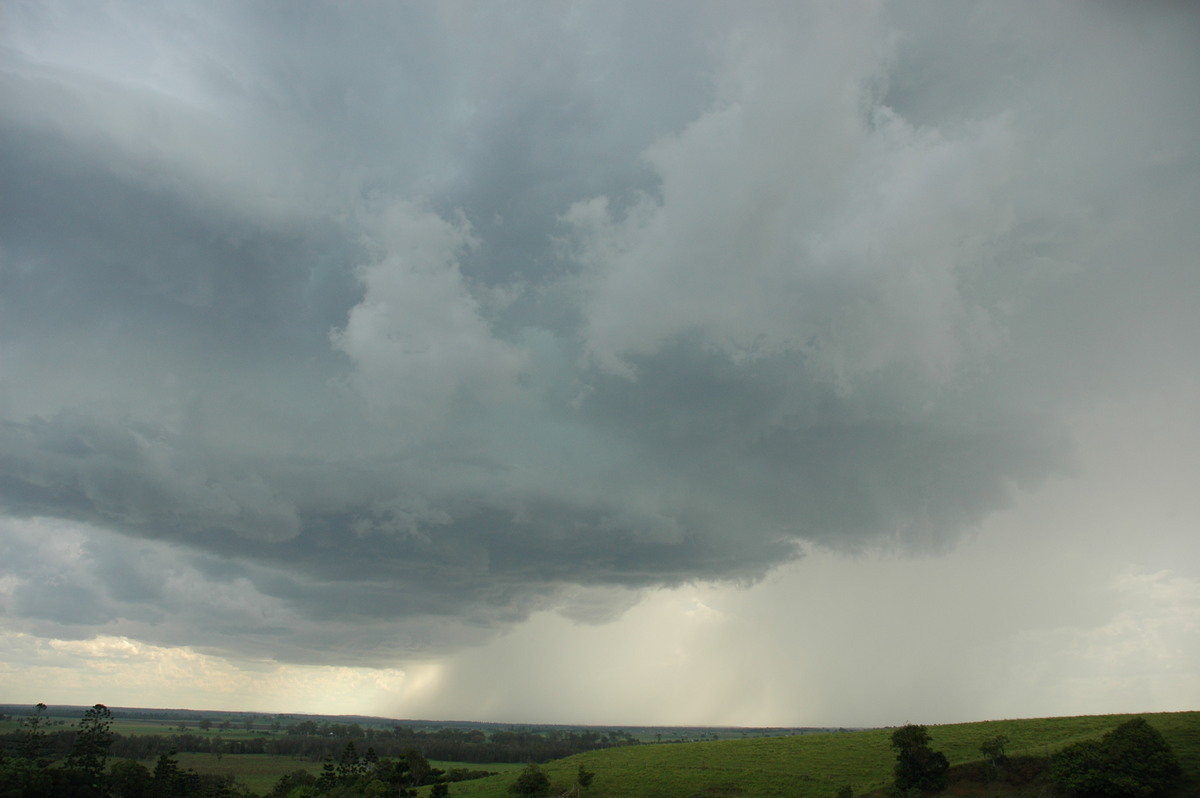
2 1 1198 675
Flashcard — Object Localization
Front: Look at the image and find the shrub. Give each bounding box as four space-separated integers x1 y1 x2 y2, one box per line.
508 763 551 798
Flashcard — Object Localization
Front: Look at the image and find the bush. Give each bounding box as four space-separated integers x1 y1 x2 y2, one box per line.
508 763 551 798
1050 717 1181 797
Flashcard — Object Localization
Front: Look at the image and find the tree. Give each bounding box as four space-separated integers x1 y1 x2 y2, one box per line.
980 734 1009 780
577 762 596 792
372 756 415 797
150 749 202 798
268 768 317 798
317 756 337 792
891 724 949 792
66 703 115 785
1051 717 1181 797
508 763 551 798
16 703 48 762
337 740 363 781
411 749 434 784
108 759 152 798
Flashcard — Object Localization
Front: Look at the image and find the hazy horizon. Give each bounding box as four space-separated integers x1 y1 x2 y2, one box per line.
2 1 1198 729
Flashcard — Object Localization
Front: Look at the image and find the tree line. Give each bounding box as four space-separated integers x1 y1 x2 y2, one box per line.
0 703 627 797
2 709 635 767
0 702 252 797
0 703 501 798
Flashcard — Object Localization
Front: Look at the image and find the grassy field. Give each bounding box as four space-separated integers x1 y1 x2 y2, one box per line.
6 709 1196 796
430 760 528 774
140 752 323 794
428 711 1200 798
129 755 528 794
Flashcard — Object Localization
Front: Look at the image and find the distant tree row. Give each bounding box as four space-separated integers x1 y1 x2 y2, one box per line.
0 702 618 798
280 719 632 762
0 703 498 798
2 711 633 769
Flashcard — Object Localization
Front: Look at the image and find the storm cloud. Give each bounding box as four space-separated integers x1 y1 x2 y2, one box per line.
2 0 1198 676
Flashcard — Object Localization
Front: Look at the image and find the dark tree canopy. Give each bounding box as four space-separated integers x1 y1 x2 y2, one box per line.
1051 717 1181 797
891 723 950 792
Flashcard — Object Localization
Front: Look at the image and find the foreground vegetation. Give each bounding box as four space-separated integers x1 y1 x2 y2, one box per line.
1 705 1195 797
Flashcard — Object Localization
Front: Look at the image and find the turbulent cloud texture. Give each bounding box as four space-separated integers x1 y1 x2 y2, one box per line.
2 0 1198 690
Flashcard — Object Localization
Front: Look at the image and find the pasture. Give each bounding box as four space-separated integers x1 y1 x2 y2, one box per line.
430 711 1200 798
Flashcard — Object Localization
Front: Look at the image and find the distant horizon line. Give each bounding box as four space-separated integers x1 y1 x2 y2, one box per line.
0 701 873 731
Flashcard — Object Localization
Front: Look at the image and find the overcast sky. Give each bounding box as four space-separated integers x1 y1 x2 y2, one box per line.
2 1 1198 729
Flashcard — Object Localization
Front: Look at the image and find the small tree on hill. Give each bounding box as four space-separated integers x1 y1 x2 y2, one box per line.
980 734 1008 779
980 734 1007 764
891 724 949 792
577 762 595 794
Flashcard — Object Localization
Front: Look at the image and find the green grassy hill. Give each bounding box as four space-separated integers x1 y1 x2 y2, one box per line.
434 711 1199 798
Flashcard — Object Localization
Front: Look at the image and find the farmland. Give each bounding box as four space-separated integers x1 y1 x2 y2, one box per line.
1 706 1196 796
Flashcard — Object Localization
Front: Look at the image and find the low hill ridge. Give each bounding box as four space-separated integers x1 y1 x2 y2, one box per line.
443 711 1199 798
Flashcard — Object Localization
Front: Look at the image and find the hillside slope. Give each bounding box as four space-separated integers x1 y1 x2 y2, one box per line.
438 711 1199 798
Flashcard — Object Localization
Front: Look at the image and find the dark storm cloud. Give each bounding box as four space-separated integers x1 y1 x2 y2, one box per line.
2 1 1198 665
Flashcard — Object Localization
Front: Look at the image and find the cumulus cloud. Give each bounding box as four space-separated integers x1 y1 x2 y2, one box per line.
1 0 1198 676
331 201 530 427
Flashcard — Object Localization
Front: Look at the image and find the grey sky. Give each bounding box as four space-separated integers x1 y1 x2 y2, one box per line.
2 1 1198 726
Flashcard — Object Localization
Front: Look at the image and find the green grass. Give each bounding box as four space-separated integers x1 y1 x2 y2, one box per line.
430 760 528 774
428 711 1200 798
135 752 323 794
